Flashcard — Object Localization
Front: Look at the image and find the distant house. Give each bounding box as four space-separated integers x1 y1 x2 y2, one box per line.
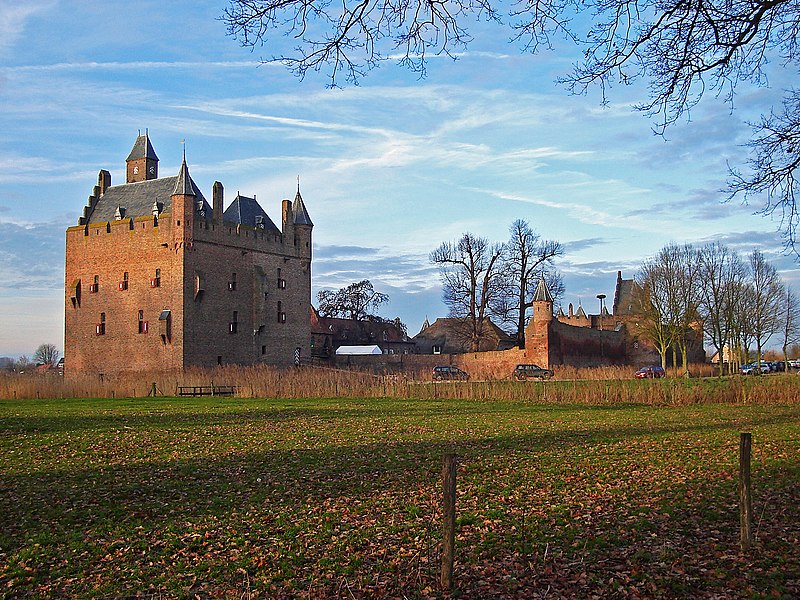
413 317 516 355
310 307 415 360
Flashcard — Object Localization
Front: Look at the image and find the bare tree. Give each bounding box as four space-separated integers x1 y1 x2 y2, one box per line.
634 262 675 371
747 249 786 367
317 279 389 320
636 243 700 374
780 287 800 368
223 0 800 248
430 233 505 352
697 242 746 376
33 343 60 367
499 219 563 348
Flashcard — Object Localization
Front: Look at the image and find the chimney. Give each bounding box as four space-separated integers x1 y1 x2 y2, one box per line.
281 199 293 236
213 181 224 225
568 303 574 318
98 170 111 195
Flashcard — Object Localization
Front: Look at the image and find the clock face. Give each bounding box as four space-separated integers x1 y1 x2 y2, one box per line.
149 165 155 174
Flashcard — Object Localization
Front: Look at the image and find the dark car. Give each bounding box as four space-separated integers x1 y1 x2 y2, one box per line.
634 365 666 379
512 364 554 380
432 365 470 381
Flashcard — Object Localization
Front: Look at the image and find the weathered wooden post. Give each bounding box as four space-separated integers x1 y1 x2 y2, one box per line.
739 432 753 552
441 453 457 590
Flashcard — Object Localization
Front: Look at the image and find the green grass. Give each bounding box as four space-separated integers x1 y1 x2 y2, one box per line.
1 395 798 597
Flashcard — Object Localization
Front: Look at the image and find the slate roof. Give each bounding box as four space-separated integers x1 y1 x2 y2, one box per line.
126 133 159 161
533 276 554 303
86 175 211 224
293 190 313 226
223 194 280 234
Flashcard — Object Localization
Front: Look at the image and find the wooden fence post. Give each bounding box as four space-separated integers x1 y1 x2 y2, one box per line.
739 432 753 552
441 453 457 591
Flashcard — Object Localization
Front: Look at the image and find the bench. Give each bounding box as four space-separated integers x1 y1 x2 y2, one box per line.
177 385 236 397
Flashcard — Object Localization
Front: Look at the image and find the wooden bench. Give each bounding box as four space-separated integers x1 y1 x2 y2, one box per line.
177 385 236 397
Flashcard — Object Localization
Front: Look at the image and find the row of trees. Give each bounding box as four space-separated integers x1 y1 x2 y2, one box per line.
637 243 799 375
430 219 563 351
3 344 61 372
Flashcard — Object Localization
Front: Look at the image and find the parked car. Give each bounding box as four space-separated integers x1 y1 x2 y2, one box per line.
740 362 770 375
432 365 470 381
634 365 666 379
512 364 554 380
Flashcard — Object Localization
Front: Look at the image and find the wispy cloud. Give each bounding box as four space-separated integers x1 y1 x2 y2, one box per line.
0 1 54 56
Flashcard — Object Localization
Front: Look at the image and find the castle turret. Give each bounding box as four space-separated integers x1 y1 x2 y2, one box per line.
171 155 196 248
126 131 159 183
532 276 554 323
292 184 313 259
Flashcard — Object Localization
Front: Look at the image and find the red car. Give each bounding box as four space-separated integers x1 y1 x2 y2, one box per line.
634 365 666 379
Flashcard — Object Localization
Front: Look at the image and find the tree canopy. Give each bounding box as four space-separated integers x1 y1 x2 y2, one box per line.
317 279 390 320
223 0 800 251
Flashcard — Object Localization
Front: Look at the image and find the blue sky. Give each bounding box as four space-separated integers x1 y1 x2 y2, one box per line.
0 0 797 357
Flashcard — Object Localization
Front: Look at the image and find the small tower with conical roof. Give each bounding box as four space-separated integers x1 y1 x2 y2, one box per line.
126 131 159 183
532 276 554 324
292 182 313 260
171 153 196 248
525 276 554 368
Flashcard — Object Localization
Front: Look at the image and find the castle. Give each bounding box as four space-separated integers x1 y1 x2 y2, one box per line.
64 133 313 377
524 273 705 368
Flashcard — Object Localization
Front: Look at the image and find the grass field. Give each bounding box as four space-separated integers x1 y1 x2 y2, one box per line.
1 387 798 597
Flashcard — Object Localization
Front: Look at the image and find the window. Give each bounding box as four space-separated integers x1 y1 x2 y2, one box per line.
119 272 129 291
228 272 237 291
277 301 286 324
150 268 161 288
138 310 148 334
96 312 106 335
194 272 204 300
277 268 286 289
432 345 442 355
261 345 266 355
70 279 81 308
159 309 171 343
90 275 99 293
229 311 238 334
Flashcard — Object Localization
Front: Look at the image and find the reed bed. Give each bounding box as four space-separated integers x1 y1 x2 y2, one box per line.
1 363 798 406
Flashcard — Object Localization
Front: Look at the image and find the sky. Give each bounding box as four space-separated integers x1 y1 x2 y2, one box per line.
0 0 798 358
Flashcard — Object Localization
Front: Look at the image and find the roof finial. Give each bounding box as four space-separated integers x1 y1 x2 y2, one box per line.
181 139 186 161
297 175 300 194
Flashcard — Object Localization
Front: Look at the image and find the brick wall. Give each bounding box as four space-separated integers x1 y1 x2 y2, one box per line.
65 203 312 377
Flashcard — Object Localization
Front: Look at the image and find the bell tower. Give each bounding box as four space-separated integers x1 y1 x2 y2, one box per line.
126 131 159 183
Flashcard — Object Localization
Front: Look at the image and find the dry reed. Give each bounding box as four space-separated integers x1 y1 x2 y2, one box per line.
1 364 798 406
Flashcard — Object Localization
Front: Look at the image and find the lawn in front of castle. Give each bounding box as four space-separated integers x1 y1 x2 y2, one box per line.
2 394 798 597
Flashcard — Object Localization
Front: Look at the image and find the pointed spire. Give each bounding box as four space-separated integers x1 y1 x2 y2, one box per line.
126 130 159 161
292 180 313 226
172 156 196 197
533 276 553 303
419 317 431 334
